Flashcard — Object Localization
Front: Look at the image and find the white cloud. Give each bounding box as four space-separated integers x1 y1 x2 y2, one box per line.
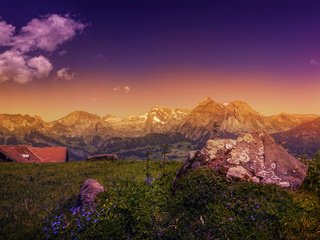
124 86 131 93
0 50 52 84
56 67 74 81
28 56 53 78
11 14 86 53
0 14 86 84
113 86 121 91
310 59 320 66
113 86 132 93
0 21 15 46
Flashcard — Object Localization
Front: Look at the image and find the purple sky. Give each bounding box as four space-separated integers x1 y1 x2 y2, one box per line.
1 0 320 77
0 0 320 119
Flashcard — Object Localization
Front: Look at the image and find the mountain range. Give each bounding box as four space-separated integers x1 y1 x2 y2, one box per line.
0 97 319 159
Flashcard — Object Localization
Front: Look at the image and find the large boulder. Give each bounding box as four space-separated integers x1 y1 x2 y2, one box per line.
78 179 104 208
175 132 307 189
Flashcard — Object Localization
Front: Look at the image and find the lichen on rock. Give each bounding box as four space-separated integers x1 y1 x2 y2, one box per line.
175 132 307 189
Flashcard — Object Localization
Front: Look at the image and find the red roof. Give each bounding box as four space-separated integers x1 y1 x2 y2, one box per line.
28 147 68 163
0 146 68 163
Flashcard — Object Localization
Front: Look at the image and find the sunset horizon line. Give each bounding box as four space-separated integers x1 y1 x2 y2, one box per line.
1 96 319 122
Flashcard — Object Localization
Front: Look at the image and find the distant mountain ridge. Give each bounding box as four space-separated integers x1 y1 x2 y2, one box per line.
0 97 318 159
177 97 318 141
273 117 320 157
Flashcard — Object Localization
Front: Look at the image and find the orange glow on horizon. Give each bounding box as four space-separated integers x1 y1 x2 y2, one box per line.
0 71 319 121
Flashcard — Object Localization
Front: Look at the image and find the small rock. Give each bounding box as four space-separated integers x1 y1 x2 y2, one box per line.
278 181 290 188
78 179 104 208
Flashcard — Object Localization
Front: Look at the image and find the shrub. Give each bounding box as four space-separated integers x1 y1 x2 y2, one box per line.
302 152 320 197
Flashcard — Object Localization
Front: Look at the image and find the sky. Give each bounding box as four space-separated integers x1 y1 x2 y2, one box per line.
0 0 320 121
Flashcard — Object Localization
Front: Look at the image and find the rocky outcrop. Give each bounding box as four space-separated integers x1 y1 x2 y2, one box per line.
78 179 104 208
175 132 308 189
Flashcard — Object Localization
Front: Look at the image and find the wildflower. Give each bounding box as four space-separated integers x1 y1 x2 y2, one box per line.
250 215 255 221
70 206 80 215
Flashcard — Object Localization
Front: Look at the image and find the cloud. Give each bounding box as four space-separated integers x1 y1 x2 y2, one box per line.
0 50 52 84
58 50 67 56
28 56 53 78
0 20 15 46
56 67 74 81
9 14 86 53
113 86 132 93
0 14 86 84
310 59 320 66
124 86 131 93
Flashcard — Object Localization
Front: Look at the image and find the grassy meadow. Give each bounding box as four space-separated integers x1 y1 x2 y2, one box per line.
0 156 320 240
0 160 181 240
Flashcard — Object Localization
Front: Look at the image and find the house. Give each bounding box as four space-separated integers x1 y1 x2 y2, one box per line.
0 145 69 163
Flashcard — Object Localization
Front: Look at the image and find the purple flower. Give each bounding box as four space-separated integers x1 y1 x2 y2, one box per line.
70 206 81 215
251 215 255 221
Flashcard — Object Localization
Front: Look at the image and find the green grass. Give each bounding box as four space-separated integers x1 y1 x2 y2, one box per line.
0 160 181 240
1 158 320 240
